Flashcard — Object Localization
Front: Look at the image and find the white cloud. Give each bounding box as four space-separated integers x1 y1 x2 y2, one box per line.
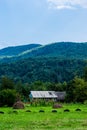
47 0 87 10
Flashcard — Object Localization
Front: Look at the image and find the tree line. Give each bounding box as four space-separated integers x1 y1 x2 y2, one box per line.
0 67 87 107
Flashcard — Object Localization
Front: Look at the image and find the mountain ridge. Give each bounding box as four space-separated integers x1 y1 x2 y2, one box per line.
0 42 87 62
0 42 87 83
0 43 41 57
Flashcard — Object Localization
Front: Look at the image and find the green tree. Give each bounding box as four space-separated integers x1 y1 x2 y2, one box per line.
73 77 87 102
1 76 14 90
15 81 30 101
0 89 18 107
66 77 87 103
83 67 87 81
30 81 47 91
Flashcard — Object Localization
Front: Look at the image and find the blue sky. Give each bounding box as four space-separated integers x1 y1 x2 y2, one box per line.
0 0 87 49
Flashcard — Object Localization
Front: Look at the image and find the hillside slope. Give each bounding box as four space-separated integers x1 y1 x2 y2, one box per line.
0 57 86 83
1 42 87 61
0 42 87 83
0 44 41 57
19 42 87 59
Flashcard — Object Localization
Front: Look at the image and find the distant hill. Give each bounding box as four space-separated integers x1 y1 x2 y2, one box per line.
0 42 87 83
0 44 41 57
18 42 87 59
0 42 87 61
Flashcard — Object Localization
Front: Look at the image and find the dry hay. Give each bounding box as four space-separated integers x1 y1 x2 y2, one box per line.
53 103 62 109
13 101 25 109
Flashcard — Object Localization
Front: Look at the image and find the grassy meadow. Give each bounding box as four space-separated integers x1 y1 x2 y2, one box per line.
0 103 87 130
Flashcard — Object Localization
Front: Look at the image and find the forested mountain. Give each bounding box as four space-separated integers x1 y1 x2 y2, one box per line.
0 57 86 83
0 42 87 83
0 42 87 61
18 42 87 59
0 44 41 57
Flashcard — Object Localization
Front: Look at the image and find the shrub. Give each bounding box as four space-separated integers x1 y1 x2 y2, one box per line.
84 100 87 105
0 89 18 107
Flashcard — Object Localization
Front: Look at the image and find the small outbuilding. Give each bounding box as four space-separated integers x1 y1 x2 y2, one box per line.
55 92 66 101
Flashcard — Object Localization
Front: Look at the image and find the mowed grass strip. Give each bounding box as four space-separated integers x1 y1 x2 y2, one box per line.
0 103 87 130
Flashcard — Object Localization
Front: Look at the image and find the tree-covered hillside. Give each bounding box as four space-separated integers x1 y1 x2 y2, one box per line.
19 42 87 59
0 42 87 62
0 42 87 83
0 57 86 83
0 44 41 56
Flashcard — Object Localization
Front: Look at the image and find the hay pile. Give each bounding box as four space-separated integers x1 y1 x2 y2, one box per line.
53 103 62 109
13 101 25 109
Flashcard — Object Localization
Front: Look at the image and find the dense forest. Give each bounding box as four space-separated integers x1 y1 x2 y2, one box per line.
0 71 87 106
0 42 87 83
0 42 87 106
0 57 87 83
1 42 87 62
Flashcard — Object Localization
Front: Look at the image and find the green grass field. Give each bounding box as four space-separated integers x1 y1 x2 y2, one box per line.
0 103 87 130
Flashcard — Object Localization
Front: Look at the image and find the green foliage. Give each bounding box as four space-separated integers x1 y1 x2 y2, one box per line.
0 44 41 56
30 81 47 91
15 81 30 101
66 77 87 103
83 66 87 81
0 76 14 90
31 99 54 107
0 58 86 83
73 77 87 102
0 42 87 83
0 89 18 107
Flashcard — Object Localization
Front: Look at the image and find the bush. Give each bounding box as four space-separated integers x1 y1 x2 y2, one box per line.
0 89 18 107
84 100 87 105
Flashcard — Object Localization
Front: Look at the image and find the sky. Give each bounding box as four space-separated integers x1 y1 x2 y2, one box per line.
0 0 87 49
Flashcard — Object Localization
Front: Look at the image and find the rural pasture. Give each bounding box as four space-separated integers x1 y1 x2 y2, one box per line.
0 103 87 130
